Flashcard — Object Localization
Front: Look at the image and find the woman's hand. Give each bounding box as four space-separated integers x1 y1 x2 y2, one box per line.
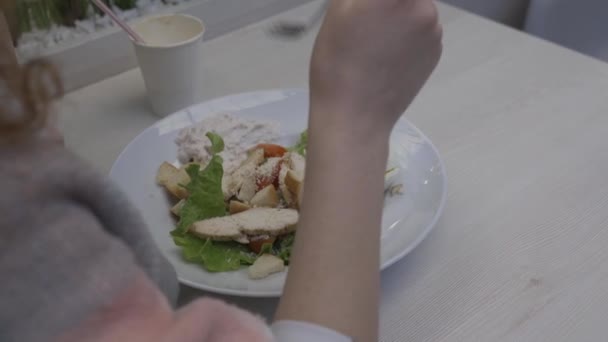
310 0 442 138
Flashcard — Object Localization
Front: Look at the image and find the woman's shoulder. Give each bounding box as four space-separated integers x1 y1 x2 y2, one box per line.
0 140 179 305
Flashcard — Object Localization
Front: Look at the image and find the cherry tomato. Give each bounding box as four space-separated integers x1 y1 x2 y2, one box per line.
256 161 282 191
249 236 277 254
256 144 288 158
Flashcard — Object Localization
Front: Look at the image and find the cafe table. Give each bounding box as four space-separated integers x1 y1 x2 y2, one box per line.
60 1 608 341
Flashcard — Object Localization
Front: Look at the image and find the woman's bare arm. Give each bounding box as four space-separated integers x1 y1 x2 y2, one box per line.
276 120 389 342
275 0 443 340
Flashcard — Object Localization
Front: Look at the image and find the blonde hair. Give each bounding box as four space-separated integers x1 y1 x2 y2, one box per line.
0 60 63 141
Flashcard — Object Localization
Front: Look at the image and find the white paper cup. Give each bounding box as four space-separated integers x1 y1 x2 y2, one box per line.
131 14 204 117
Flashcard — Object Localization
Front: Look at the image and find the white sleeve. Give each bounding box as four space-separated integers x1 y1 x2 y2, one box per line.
271 320 352 342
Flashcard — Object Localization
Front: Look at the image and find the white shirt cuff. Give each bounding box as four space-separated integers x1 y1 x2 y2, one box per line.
271 320 352 342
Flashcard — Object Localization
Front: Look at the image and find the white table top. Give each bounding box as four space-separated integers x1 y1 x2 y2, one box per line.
60 2 608 341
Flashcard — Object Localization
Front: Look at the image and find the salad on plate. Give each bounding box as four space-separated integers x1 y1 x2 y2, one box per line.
156 128 401 280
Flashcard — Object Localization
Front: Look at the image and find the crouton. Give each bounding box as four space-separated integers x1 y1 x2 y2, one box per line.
284 170 303 207
250 185 279 208
165 168 190 199
285 152 305 179
278 166 295 208
156 162 178 185
171 199 186 216
248 254 285 279
224 149 264 199
237 173 258 202
229 201 251 215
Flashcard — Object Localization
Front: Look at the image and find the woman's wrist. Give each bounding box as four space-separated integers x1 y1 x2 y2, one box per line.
308 101 393 157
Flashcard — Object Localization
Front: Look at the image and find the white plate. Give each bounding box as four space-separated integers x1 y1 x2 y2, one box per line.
110 89 447 297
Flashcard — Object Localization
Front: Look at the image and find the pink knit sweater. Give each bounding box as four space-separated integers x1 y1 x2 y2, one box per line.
0 140 273 341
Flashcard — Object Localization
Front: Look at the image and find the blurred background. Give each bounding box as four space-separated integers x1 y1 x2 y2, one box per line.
441 0 608 63
1 0 606 83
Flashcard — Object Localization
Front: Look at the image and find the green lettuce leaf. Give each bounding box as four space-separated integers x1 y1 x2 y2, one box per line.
169 132 259 272
289 130 307 156
174 235 256 272
171 132 225 236
200 240 257 272
276 233 295 263
206 132 225 154
260 242 274 255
